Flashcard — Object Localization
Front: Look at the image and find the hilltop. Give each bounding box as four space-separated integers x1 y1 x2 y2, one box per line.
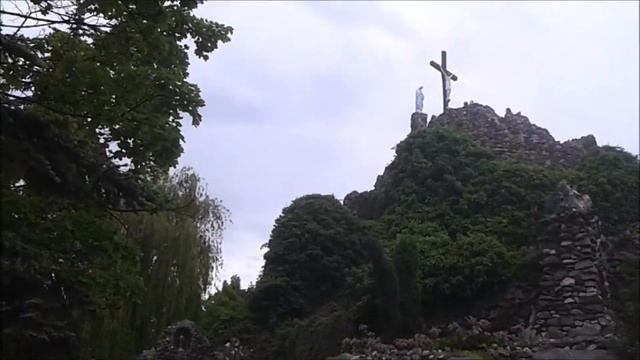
143 103 639 360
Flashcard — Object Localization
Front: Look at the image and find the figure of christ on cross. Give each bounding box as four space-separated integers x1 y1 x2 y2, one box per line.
430 50 458 113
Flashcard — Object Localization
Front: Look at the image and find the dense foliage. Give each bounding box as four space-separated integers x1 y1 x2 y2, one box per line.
2 167 229 359
3 2 638 357
224 195 402 358
419 232 513 305
570 146 640 235
200 276 254 348
392 236 422 336
199 127 638 359
615 255 640 358
1 191 142 359
250 195 369 327
359 128 565 248
2 0 232 208
1 0 232 358
104 168 228 358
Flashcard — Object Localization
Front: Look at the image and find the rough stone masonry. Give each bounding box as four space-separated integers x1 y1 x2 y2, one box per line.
424 103 599 168
532 181 616 350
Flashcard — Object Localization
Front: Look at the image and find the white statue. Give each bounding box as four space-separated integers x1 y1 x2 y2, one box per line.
415 86 424 113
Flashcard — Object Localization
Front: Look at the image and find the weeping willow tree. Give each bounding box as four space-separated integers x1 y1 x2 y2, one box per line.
94 167 229 359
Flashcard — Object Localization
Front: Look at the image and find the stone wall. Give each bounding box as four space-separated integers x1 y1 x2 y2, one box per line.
410 112 433 132
532 182 615 350
427 103 598 168
410 112 428 132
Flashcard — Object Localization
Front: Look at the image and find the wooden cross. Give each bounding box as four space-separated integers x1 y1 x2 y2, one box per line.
430 50 458 112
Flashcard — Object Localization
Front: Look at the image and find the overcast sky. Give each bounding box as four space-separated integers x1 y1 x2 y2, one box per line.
177 1 640 288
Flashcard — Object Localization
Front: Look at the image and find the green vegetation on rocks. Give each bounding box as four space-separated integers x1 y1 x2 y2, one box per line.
2 2 638 355
200 124 638 359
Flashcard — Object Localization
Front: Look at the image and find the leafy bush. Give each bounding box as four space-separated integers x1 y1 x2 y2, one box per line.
393 236 422 335
200 276 254 347
417 232 514 304
610 251 640 359
570 146 639 235
352 128 562 251
1 190 142 360
251 195 368 325
275 308 356 360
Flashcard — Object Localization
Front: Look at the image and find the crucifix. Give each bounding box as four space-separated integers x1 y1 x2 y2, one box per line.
430 50 458 112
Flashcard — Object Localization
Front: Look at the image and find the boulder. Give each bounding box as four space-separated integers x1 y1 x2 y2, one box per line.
560 277 575 287
568 323 601 337
326 353 360 360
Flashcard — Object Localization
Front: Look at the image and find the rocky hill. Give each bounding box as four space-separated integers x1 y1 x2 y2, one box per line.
346 103 603 221
425 103 599 168
142 103 639 360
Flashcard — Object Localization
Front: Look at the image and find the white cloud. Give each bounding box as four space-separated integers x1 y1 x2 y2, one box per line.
180 1 639 288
